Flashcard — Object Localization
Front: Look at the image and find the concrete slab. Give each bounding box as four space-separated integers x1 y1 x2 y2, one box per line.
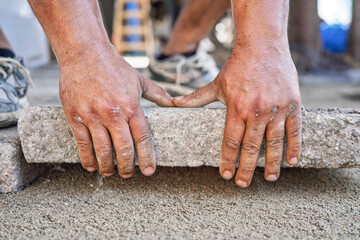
18 107 360 168
0 127 49 193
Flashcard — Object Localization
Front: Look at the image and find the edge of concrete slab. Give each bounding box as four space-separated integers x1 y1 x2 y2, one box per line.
0 127 50 193
18 107 360 168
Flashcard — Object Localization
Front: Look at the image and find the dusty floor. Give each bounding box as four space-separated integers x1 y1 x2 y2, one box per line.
0 63 360 239
1 166 360 239
27 63 360 108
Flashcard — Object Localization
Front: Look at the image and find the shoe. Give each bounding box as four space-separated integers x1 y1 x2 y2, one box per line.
147 48 219 96
0 57 33 128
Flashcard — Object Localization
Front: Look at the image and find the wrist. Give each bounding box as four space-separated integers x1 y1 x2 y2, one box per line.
56 41 114 66
232 37 290 57
231 0 289 55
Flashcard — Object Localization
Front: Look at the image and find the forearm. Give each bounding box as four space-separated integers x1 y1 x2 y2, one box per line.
231 0 289 51
28 0 110 65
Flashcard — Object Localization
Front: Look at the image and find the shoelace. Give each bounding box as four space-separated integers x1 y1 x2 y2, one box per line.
0 57 35 88
175 51 216 86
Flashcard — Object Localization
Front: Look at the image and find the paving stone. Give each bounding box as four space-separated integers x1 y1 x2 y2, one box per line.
0 127 49 193
18 107 360 168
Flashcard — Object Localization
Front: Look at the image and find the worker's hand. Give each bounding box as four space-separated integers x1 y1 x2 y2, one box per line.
59 44 173 178
173 44 302 187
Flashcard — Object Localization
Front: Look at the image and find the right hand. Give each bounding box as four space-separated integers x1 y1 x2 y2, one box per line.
59 43 174 178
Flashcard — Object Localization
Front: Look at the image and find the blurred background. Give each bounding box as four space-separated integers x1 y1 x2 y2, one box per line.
0 0 359 108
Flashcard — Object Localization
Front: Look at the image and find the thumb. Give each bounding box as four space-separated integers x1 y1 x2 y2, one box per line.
140 75 174 107
173 81 217 107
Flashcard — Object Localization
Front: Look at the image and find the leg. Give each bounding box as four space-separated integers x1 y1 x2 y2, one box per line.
0 27 13 50
147 0 230 94
0 27 31 128
163 0 230 55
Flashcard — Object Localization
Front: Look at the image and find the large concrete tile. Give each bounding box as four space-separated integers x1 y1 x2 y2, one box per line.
0 127 49 193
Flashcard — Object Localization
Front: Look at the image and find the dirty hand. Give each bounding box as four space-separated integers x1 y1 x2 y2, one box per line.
60 44 173 177
173 45 302 187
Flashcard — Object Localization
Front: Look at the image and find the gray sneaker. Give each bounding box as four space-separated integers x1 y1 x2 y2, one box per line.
0 57 33 128
147 48 219 96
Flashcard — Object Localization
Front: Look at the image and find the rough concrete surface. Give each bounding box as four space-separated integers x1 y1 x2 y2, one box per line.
18 107 360 168
0 127 49 193
0 165 359 239
1 64 360 238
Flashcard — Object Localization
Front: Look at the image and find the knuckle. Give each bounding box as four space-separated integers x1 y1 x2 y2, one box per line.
66 110 78 120
288 126 302 139
270 105 280 115
136 132 152 146
102 104 122 120
95 145 112 158
242 142 261 155
238 166 254 176
100 101 140 121
80 110 95 124
253 99 267 112
288 100 301 113
267 156 282 166
234 102 243 115
223 137 241 151
117 146 134 161
266 138 284 148
125 102 140 119
257 104 267 114
77 140 92 152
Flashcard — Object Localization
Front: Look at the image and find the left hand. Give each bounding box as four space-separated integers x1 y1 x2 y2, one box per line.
173 44 302 188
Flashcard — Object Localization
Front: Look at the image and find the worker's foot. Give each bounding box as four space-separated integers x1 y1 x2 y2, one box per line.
146 47 219 96
0 56 33 128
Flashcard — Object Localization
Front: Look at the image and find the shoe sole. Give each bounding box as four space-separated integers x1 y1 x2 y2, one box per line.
0 97 29 128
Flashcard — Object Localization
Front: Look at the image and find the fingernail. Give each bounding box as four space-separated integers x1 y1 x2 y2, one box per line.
173 96 184 102
86 167 96 172
222 170 233 180
289 157 298 165
143 167 154 176
266 174 278 182
102 172 114 177
236 179 249 188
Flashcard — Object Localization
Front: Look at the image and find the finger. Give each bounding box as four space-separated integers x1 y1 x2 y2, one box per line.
68 118 97 172
265 119 285 182
220 107 245 180
172 81 217 107
235 119 266 188
88 122 115 177
139 74 174 107
108 121 135 178
129 109 156 176
285 110 302 165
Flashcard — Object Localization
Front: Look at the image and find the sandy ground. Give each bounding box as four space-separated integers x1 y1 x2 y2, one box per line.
1 166 360 239
0 63 359 239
